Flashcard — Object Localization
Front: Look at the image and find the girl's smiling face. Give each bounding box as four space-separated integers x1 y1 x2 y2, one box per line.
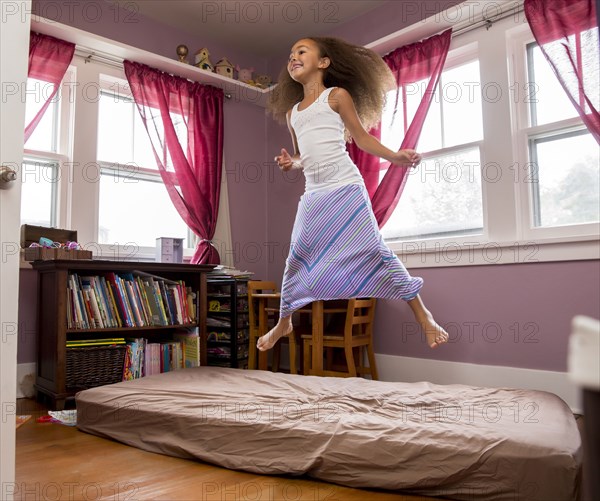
287 39 328 82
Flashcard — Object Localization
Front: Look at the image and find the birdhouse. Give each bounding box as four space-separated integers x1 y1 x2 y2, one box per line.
215 58 235 79
194 48 214 71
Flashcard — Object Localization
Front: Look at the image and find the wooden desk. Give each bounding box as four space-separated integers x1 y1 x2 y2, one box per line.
253 293 347 375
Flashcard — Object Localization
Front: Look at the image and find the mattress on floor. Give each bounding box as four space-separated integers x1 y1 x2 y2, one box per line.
76 367 581 501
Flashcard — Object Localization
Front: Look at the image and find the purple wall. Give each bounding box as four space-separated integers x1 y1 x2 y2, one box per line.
223 100 269 279
373 260 600 371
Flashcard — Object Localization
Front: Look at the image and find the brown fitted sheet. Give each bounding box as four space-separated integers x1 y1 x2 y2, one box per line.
76 367 581 500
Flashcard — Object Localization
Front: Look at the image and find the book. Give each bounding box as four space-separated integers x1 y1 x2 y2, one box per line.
16 415 31 429
123 338 144 380
80 276 107 328
134 276 152 325
105 273 132 327
67 338 125 347
173 329 200 368
122 276 144 327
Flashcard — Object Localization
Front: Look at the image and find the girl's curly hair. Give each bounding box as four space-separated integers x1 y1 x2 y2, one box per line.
267 37 395 137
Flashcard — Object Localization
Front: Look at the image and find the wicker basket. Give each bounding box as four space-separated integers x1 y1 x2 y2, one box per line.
66 345 127 390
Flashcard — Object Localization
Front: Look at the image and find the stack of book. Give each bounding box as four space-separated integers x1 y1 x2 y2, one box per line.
67 271 198 330
66 337 125 348
208 265 254 279
128 333 200 378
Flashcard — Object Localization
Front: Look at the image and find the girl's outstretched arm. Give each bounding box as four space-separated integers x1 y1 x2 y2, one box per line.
275 109 303 171
331 88 421 167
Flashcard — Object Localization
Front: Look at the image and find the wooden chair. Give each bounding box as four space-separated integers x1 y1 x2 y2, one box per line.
247 281 299 374
302 298 378 379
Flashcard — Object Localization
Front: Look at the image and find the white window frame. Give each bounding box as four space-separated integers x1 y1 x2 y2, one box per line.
22 67 76 231
508 24 600 243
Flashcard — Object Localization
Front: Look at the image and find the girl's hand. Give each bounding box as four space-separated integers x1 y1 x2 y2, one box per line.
391 149 422 168
274 148 294 171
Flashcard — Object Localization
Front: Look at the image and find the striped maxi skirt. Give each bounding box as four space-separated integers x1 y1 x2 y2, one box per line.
279 183 423 318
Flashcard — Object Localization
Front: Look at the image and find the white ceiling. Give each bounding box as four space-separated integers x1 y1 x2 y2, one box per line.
113 0 389 57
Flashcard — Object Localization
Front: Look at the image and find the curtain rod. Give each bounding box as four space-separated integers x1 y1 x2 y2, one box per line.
451 1 525 38
74 48 233 99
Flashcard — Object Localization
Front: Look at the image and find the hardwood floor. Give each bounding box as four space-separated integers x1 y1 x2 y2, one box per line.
15 398 443 501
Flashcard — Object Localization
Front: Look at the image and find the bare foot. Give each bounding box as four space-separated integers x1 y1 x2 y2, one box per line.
419 314 449 349
257 322 294 351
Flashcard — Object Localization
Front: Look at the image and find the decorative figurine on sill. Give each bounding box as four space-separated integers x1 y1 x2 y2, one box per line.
194 48 214 71
215 58 235 78
255 74 273 89
236 66 254 84
176 44 190 64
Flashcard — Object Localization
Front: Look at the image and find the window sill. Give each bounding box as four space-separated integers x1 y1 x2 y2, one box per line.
88 245 196 263
389 235 599 268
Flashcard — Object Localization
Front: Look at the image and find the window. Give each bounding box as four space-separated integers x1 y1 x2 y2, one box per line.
529 130 599 228
524 40 599 231
21 75 70 228
98 167 190 247
20 158 59 227
97 89 155 169
374 12 598 266
24 78 59 153
97 84 192 249
380 55 484 242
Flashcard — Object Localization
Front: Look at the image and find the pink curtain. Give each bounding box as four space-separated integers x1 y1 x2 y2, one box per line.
124 61 224 264
26 32 75 141
524 0 599 144
348 29 452 228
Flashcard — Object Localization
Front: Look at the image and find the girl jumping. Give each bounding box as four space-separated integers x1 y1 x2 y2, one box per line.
257 37 449 352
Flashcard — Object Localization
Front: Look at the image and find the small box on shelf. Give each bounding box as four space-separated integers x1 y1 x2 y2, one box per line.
156 237 184 263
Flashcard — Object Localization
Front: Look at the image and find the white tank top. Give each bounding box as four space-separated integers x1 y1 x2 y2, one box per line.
290 87 365 193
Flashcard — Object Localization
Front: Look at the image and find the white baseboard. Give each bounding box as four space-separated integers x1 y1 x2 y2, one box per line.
16 363 36 399
376 354 582 414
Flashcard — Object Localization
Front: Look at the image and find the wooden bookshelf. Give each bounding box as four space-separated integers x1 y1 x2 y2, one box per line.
31 260 214 409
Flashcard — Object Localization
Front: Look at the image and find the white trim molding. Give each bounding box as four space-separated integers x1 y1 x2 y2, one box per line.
376 353 581 413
